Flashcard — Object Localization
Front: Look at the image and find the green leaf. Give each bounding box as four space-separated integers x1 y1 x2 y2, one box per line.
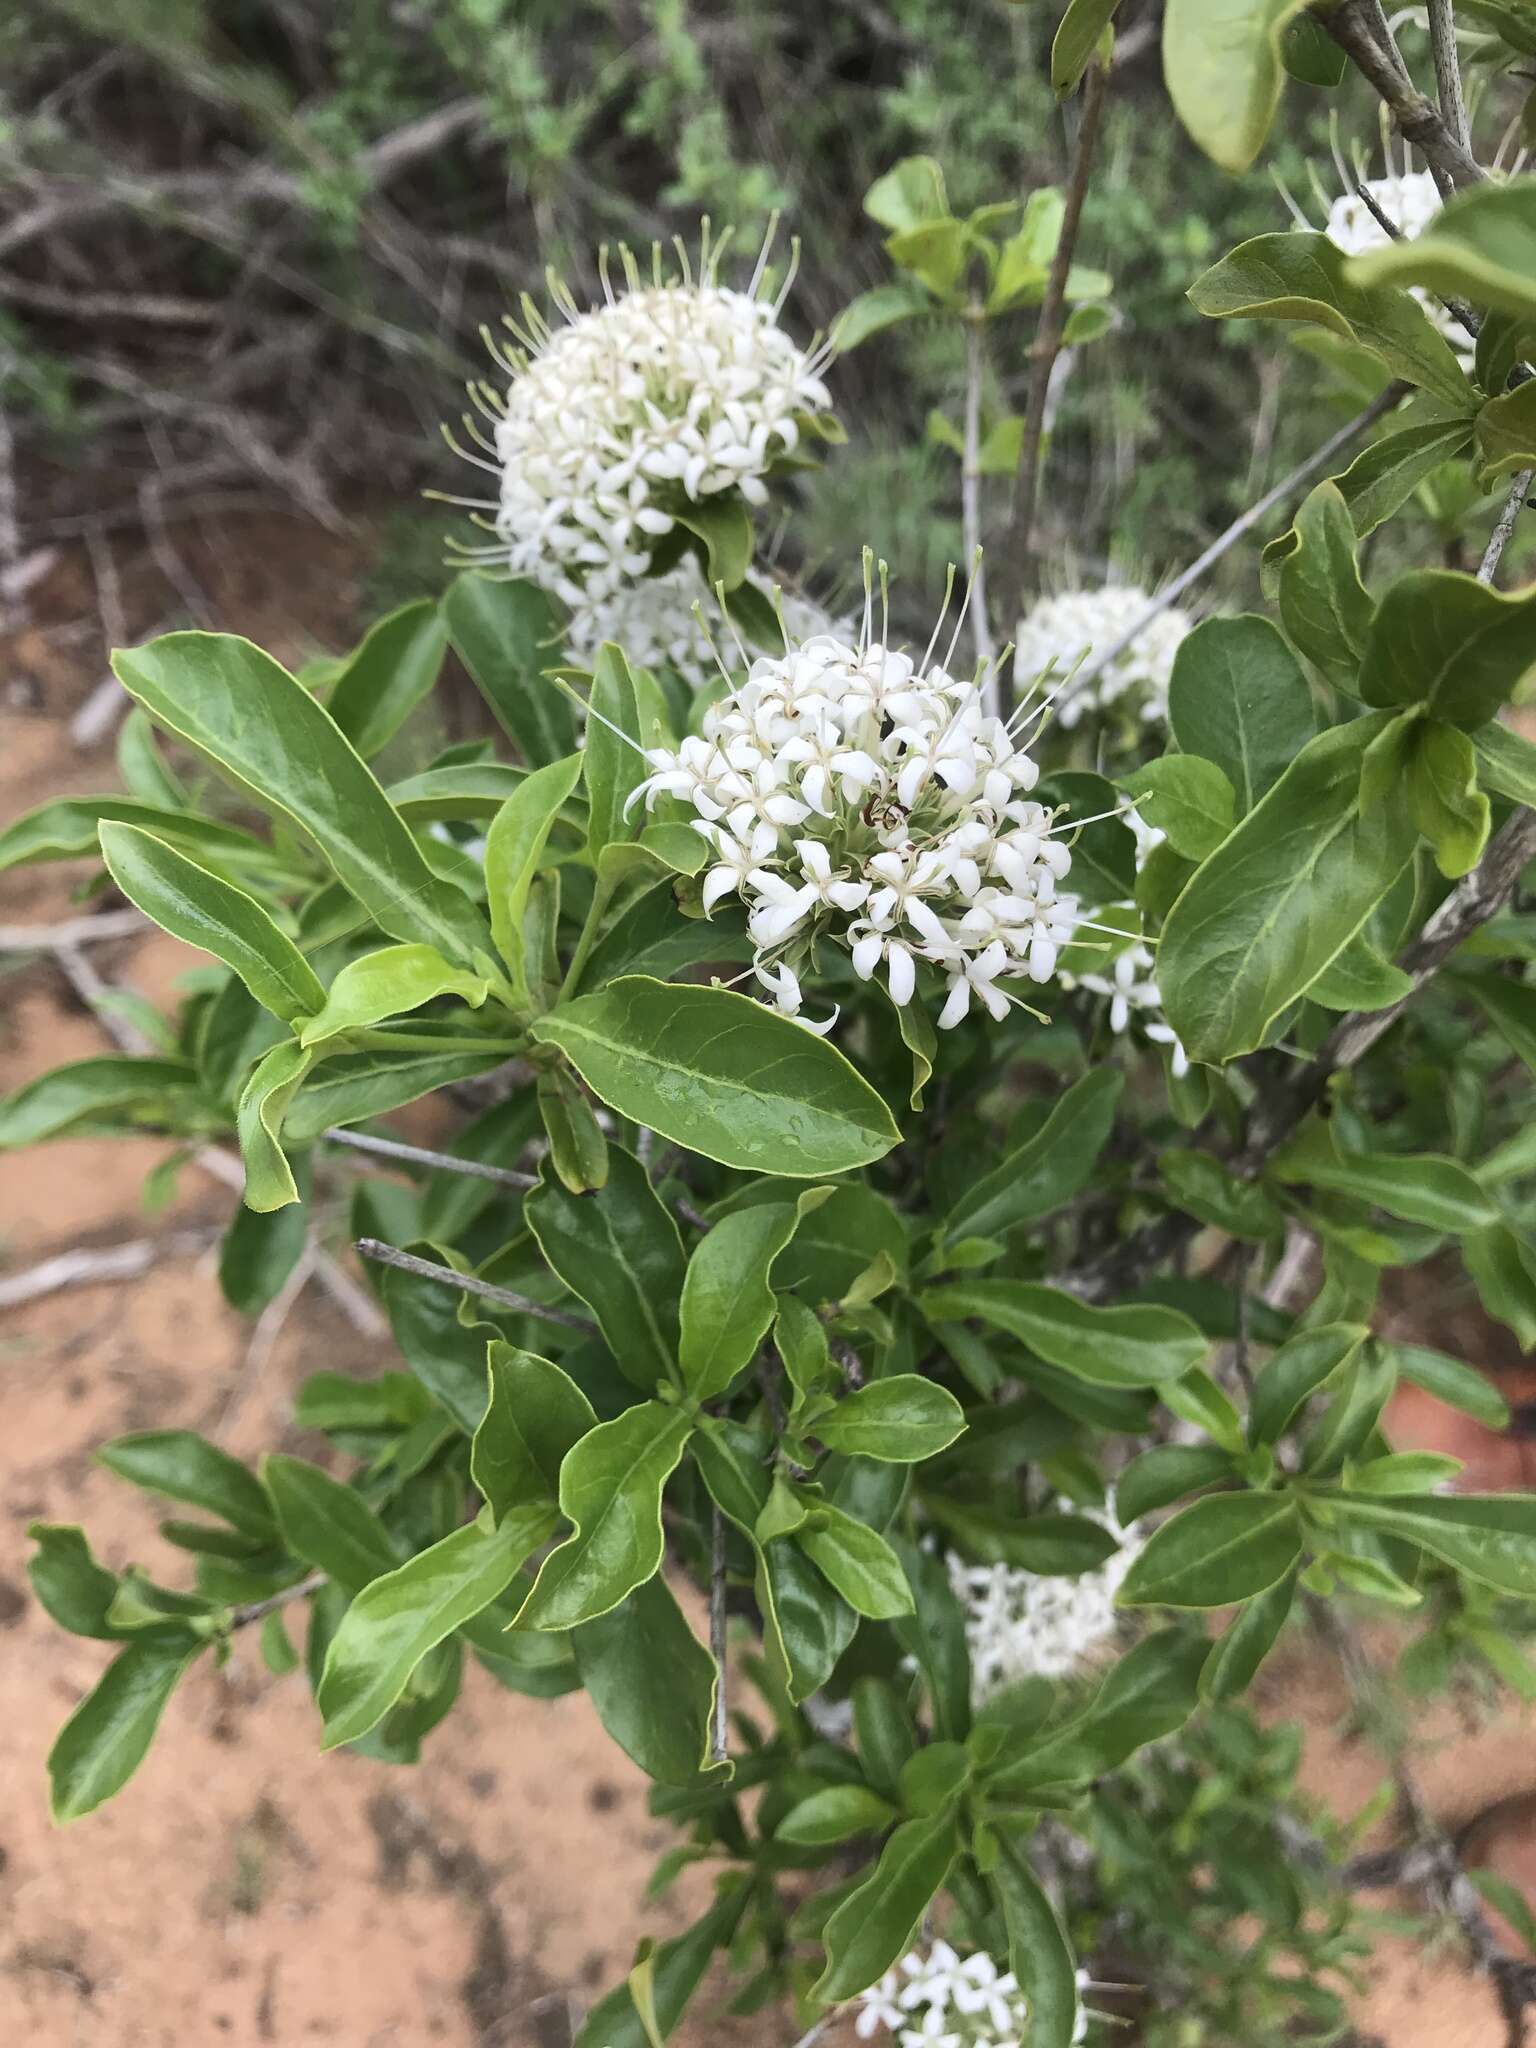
1464 1222 1536 1347
812 1376 966 1461
758 1534 859 1701
1119 1491 1302 1608
1188 232 1469 407
1122 756 1235 861
1162 1367 1247 1456
864 156 949 232
678 1188 831 1400
891 1541 972 1740
442 572 575 769
574 1574 723 1786
796 1504 914 1619
1167 615 1317 814
1162 0 1311 172
1360 570 1536 728
1115 1444 1235 1525
1200 1564 1298 1701
812 1809 960 2003
525 1148 685 1392
1300 1337 1398 1474
537 1065 609 1192
575 1882 750 2048
584 643 670 863
779 1783 897 1845
235 1037 314 1210
471 1343 597 1521
1456 968 1536 1075
1407 719 1491 878
319 1507 553 1746
1391 1342 1510 1429
48 1634 204 1822
98 1431 277 1543
1248 1323 1368 1444
260 1453 399 1592
920 1279 1205 1386
833 282 933 350
219 1171 311 1316
1269 1143 1497 1234
1052 0 1118 94
1474 718 1536 809
923 1498 1119 1574
324 599 449 760
1330 1492 1536 1597
112 633 493 966
28 1523 124 1638
987 189 1064 313
530 977 899 1176
1278 481 1376 690
885 217 968 300
484 753 584 1002
281 1037 508 1145
948 1070 1123 1241
1308 932 1414 1010
298 942 492 1046
852 1677 918 1797
994 1836 1081 2048
379 1247 498 1433
672 497 752 591
1282 11 1347 84
0 794 292 880
99 824 325 1025
516 1401 694 1631
1476 380 1536 485
0 1054 198 1149
1348 178 1536 323
1159 719 1418 1063
1159 1148 1282 1241
988 1630 1210 1791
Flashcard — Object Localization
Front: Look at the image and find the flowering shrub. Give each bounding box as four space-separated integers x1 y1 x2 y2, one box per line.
7 8 1536 2047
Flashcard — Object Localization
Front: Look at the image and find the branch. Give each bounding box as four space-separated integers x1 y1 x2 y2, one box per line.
355 1237 597 1334
231 1571 326 1630
1064 386 1404 707
1480 470 1534 586
1321 1 1485 188
0 1230 213 1309
1004 54 1110 657
1428 0 1472 158
324 1124 537 1191
0 908 149 952
709 1507 729 1767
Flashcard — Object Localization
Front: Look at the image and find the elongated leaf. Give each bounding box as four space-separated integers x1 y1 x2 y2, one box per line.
1053 0 1119 93
584 642 669 862
28 1523 124 1639
994 1837 1080 2048
1278 481 1375 690
575 1881 751 2048
1349 179 1536 323
324 599 448 760
921 1279 1204 1386
98 1431 277 1542
574 1574 723 1786
281 1037 510 1144
1269 1144 1496 1234
100 824 324 1024
471 1344 596 1521
778 1784 898 1845
891 1541 972 1739
1159 718 1418 1063
484 753 584 1000
1248 1323 1368 1444
813 1809 960 2002
923 1498 1119 1574
0 1054 197 1149
1201 1565 1298 1700
1114 1443 1235 1525
219 1170 311 1315
112 632 492 964
834 281 933 350
1167 615 1316 814
1298 416 1477 546
298 943 492 1046
530 977 899 1176
678 1187 830 1400
525 1148 685 1392
319 1506 553 1746
379 1249 498 1433
236 1037 313 1210
516 1402 694 1631
796 1504 914 1619
48 1634 204 1821
1162 0 1311 173
261 1453 400 1592
813 1376 966 1461
442 572 575 768
1330 1492 1536 1597
0 794 291 879
758 1530 860 1702
1476 380 1536 483
1456 968 1536 1075
948 1070 1123 1239
1118 1491 1302 1607
1391 1342 1509 1430
1360 570 1536 728
988 1630 1210 1792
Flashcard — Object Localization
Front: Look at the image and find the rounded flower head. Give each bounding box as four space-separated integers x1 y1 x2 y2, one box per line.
627 562 1080 1030
449 231 833 607
564 560 849 691
1012 586 1191 732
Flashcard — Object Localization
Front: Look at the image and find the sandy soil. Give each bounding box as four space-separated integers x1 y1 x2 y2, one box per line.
3 524 1535 2047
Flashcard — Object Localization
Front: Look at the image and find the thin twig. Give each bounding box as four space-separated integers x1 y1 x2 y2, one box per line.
1322 0 1485 188
324 1124 537 1190
1065 386 1404 705
709 1506 729 1767
1479 470 1533 585
0 1230 214 1309
0 908 148 952
960 306 997 693
355 1238 597 1334
1006 54 1110 663
216 1239 319 1440
1428 0 1472 156
231 1571 326 1630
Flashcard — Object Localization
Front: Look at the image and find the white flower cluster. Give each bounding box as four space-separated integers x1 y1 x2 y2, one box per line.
947 1501 1142 1699
857 1943 1089 2048
628 599 1085 1032
1012 587 1191 732
563 561 846 690
452 247 832 609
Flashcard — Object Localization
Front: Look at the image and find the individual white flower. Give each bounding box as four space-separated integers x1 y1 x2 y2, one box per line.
1077 940 1189 1078
858 1972 907 2038
1282 162 1473 362
854 1943 1055 2048
625 560 1085 1028
447 230 833 608
947 1498 1144 1698
1012 587 1191 732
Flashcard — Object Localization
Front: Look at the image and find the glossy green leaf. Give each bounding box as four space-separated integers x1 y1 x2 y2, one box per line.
1349 179 1536 323
525 1148 684 1392
442 572 575 769
574 1574 723 1787
517 1401 694 1631
994 1837 1080 2048
1278 481 1375 689
923 1498 1119 1574
298 943 492 1046
1248 1323 1368 1444
1360 570 1536 728
484 753 584 1000
261 1453 400 1592
1391 1342 1510 1430
235 1037 313 1210
1159 719 1418 1063
672 496 752 590
98 1431 277 1543
813 1808 960 2002
758 1531 860 1702
28 1523 125 1639
471 1343 597 1521
1464 1222 1536 1348
281 1037 509 1146
891 1541 972 1739
778 1783 897 1846
1167 615 1316 815
1474 719 1536 812
583 642 671 863
1300 1337 1398 1475
319 1506 554 1746
379 1248 499 1433
219 1167 311 1316
1200 1564 1298 1701
812 1376 966 1461
678 1187 831 1400
852 1676 918 1798
99 823 324 1025
988 1630 1211 1792
1052 0 1118 93
1162 0 1310 172
575 1881 750 2048
48 1634 204 1822
1159 1148 1282 1241
1123 756 1235 861
0 794 291 880
921 1279 1204 1386
1269 1144 1497 1234
796 1504 914 1619
1189 232 1469 407
324 599 449 760
530 977 899 1176
1331 1492 1536 1597
1114 1444 1235 1525
948 1069 1123 1240
1118 1491 1302 1607
0 1054 198 1149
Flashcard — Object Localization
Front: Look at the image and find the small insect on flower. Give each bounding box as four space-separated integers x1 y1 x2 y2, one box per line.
441 221 834 611
1012 585 1191 733
626 552 1107 1032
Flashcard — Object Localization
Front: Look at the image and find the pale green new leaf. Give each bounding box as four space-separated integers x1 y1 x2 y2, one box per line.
298 943 492 1046
484 753 584 1002
1163 0 1311 173
48 1634 204 1822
